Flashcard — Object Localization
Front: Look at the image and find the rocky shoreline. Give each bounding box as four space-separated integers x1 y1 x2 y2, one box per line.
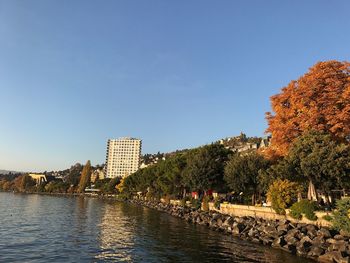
129 199 350 263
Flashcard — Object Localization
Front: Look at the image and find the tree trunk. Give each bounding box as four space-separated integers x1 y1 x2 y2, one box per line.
251 193 256 205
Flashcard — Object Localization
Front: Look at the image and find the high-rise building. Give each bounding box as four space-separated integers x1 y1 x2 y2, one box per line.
105 137 142 178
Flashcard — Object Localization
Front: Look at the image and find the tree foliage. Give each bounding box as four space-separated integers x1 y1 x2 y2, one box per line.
332 198 350 233
267 179 301 215
182 144 229 193
224 152 270 204
266 60 350 157
289 200 318 221
78 160 92 193
122 144 229 199
287 131 350 192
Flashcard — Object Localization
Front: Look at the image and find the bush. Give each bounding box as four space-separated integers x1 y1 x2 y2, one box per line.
202 195 210 211
267 179 301 215
163 194 171 204
332 198 350 233
214 197 221 210
289 200 318 221
191 198 201 210
323 214 332 221
181 196 190 207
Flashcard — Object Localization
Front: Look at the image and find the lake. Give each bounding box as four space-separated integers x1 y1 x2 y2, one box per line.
0 192 312 262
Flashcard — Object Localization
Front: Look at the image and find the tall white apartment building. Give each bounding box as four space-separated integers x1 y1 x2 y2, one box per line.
105 137 142 178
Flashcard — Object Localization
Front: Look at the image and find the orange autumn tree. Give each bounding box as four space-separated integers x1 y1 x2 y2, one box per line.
265 60 350 157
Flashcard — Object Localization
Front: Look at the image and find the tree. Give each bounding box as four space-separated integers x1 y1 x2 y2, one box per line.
156 154 186 197
266 60 350 157
78 160 92 193
332 198 350 233
65 163 83 186
20 175 36 192
267 179 301 215
224 152 270 204
285 131 350 200
182 144 229 194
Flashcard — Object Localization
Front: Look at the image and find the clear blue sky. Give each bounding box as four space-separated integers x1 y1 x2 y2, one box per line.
0 0 349 172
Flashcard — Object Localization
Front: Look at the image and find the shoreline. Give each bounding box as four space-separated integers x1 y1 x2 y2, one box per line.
127 198 350 263
2 191 349 262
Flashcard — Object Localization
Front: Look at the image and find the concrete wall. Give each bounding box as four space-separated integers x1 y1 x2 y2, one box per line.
208 202 331 227
156 198 332 228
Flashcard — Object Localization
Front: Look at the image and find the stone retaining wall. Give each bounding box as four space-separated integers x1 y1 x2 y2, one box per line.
208 202 332 228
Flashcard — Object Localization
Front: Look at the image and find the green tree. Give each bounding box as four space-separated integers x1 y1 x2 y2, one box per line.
332 198 350 233
182 144 229 194
224 152 270 205
107 177 121 193
78 160 92 193
267 179 301 215
286 131 350 198
156 154 186 197
20 175 36 192
66 163 83 186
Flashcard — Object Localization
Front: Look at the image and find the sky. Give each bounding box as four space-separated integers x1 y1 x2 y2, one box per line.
0 0 349 172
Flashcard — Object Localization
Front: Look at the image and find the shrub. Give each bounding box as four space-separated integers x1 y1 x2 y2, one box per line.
163 194 171 204
181 196 190 207
323 214 332 221
332 198 350 233
191 198 201 210
267 179 301 215
202 195 210 211
214 197 221 210
289 200 318 221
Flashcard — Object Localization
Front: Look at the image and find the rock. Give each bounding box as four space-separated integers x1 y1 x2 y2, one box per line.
318 251 349 263
328 240 347 253
282 244 297 254
272 237 287 248
285 236 298 246
212 213 221 220
263 225 278 238
277 224 290 233
296 236 313 256
319 228 332 239
306 224 318 232
307 228 318 239
312 236 327 250
217 218 223 227
248 228 257 238
334 235 345 241
307 246 325 258
209 219 217 228
232 222 246 235
223 216 234 227
340 230 350 238
261 235 273 246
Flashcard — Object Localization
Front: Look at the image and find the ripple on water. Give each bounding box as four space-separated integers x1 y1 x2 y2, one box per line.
0 193 312 263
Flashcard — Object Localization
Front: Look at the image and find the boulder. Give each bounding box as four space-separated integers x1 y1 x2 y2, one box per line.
232 222 246 235
328 240 347 253
296 236 313 256
223 216 234 227
317 228 332 239
318 251 349 263
307 246 325 259
272 237 287 248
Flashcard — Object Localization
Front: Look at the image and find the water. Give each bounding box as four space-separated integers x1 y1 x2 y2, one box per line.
0 192 312 262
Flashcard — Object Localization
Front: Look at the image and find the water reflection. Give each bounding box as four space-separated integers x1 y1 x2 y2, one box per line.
96 201 135 261
0 193 312 263
94 201 311 263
